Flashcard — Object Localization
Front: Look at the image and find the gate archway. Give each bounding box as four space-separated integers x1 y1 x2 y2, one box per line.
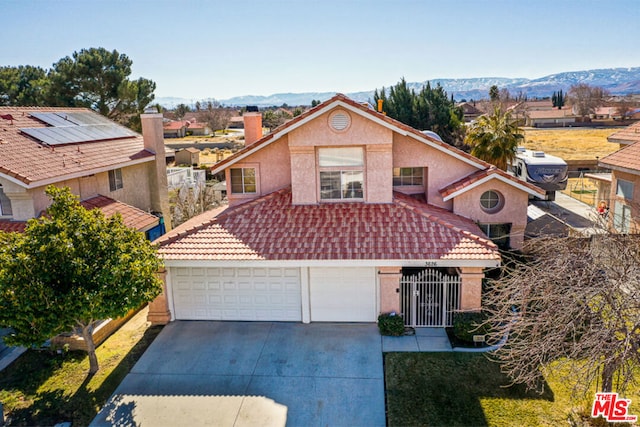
400 268 460 327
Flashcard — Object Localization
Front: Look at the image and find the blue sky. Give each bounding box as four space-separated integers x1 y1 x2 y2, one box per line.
2 0 639 100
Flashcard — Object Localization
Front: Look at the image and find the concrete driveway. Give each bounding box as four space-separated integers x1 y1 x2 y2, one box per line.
91 321 385 427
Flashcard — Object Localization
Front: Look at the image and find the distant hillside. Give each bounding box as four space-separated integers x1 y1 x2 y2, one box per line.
156 66 640 108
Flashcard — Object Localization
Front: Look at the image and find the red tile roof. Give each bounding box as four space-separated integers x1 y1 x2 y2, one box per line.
0 220 26 233
157 189 499 262
440 167 545 199
599 140 640 174
607 121 640 145
0 107 153 186
0 196 158 234
163 120 188 130
211 93 492 174
80 195 159 231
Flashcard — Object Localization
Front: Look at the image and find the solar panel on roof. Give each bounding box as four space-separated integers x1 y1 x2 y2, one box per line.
30 112 75 127
20 124 136 146
23 110 138 146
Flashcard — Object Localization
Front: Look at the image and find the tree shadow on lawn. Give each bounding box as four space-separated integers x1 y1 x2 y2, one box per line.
385 352 555 427
2 325 162 427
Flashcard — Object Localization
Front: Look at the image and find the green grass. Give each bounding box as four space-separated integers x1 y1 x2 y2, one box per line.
385 353 640 427
0 308 163 426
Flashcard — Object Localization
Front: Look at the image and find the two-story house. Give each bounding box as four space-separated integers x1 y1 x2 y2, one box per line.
153 94 543 328
0 108 171 239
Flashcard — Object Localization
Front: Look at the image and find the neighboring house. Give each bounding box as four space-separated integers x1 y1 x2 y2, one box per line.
607 120 640 148
0 108 171 241
457 102 483 122
151 94 543 327
175 147 200 166
525 109 577 127
0 107 173 339
597 140 640 233
163 120 187 138
185 120 211 136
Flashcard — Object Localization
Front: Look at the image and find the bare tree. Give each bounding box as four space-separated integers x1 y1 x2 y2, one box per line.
568 83 610 117
615 95 636 120
484 233 640 395
169 184 223 226
200 107 233 133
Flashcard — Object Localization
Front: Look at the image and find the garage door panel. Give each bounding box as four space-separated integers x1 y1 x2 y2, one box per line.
310 267 376 322
172 267 302 321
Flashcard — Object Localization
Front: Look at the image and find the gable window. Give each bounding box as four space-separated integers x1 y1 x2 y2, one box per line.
230 168 256 194
108 169 123 192
0 184 12 216
393 168 424 186
616 179 634 200
480 190 504 213
318 147 364 200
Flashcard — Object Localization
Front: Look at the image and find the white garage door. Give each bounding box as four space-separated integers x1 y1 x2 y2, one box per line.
309 267 377 322
171 267 302 321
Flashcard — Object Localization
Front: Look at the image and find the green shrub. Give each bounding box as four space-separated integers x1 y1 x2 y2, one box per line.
452 311 490 343
378 312 405 336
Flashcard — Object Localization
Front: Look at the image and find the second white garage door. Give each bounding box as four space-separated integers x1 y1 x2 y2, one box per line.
309 267 377 322
171 267 302 321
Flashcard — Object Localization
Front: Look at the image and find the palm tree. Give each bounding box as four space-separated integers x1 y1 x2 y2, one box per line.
464 106 523 170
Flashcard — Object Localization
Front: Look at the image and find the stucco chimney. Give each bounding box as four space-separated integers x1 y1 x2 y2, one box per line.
140 112 172 231
243 112 263 146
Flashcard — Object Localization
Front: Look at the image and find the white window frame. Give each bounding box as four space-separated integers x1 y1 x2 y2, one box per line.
480 190 504 213
229 167 257 194
318 147 364 201
108 168 123 192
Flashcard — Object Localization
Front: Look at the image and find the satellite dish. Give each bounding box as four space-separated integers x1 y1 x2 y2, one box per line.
421 130 443 142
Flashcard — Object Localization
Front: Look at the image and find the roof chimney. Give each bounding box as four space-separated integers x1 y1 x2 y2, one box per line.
243 111 263 146
140 112 172 231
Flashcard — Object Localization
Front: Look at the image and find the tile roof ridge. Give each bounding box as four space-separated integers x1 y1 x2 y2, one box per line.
392 192 497 249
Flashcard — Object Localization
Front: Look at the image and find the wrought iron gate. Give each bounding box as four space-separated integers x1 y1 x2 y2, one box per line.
401 269 460 327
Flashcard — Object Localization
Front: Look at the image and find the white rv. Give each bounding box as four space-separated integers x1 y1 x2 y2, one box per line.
509 148 568 201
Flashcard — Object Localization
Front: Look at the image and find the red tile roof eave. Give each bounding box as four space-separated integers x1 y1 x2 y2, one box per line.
439 167 545 198
210 94 493 174
599 140 640 173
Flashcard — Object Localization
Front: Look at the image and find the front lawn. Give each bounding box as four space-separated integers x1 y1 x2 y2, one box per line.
385 352 640 426
0 307 163 426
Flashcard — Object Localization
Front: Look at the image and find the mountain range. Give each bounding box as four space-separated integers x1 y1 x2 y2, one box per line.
156 66 640 108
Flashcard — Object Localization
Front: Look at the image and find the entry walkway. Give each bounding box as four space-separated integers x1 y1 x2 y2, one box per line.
382 328 452 352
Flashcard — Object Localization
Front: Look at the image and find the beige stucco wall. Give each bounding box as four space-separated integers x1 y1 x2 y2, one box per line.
1 161 155 221
451 178 529 249
458 267 484 311
378 267 401 314
393 135 478 209
288 109 394 205
227 137 292 207
609 170 640 232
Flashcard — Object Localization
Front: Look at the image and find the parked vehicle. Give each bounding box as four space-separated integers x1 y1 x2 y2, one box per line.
509 148 568 201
